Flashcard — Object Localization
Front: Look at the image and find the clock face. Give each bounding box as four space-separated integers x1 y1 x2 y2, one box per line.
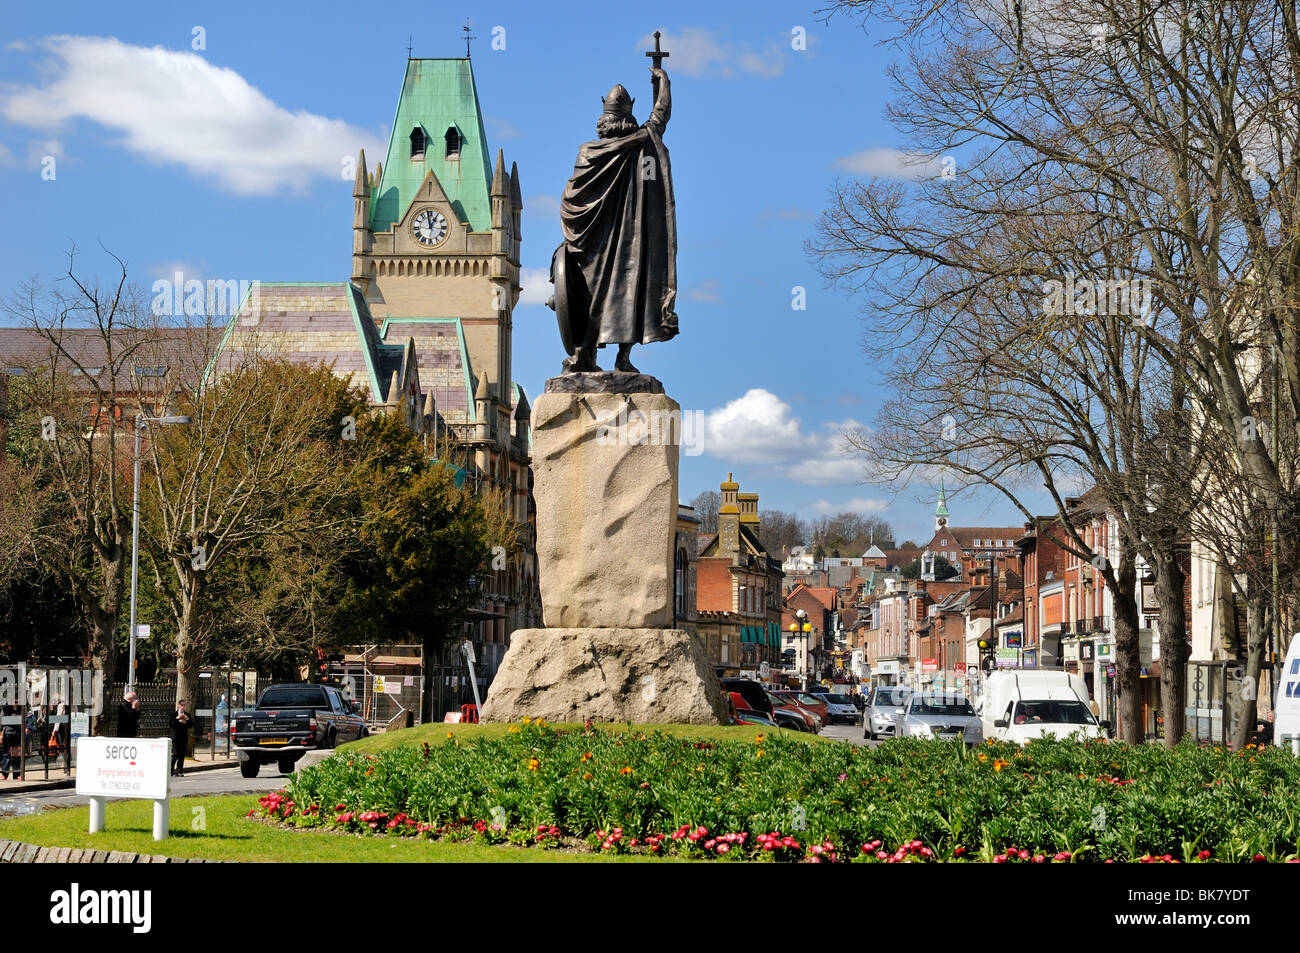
412 209 448 246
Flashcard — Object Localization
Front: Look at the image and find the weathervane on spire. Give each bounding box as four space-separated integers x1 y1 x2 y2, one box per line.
463 19 476 58
407 34 413 59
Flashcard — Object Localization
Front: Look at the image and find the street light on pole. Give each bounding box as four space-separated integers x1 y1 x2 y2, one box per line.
128 413 192 692
794 608 812 690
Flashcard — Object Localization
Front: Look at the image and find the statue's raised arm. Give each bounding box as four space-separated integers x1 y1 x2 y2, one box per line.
646 68 670 135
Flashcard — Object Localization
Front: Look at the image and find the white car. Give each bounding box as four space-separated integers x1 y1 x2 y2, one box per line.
811 692 860 725
896 693 983 745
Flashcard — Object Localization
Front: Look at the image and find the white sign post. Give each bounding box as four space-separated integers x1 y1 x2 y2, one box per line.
75 737 171 840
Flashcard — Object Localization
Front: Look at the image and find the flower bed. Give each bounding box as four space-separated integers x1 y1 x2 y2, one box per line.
246 720 1300 862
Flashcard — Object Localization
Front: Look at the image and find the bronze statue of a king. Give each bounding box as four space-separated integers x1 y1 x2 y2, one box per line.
548 43 678 374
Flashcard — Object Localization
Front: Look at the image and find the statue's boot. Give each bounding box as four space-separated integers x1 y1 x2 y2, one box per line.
566 346 601 373
614 344 639 373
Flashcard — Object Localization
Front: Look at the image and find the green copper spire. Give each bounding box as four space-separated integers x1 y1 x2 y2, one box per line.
370 58 494 235
935 479 950 517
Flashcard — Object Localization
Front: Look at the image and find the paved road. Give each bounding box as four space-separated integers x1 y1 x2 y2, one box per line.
0 762 306 817
819 722 877 746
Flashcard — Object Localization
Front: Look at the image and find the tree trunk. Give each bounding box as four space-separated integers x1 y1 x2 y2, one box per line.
1232 587 1269 750
1155 546 1188 748
1111 556 1144 744
174 579 204 709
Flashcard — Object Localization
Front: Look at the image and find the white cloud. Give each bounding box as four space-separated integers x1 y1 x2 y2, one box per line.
686 279 720 303
5 41 30 52
1 36 383 195
833 147 944 180
810 497 889 515
518 266 552 306
0 143 15 167
702 388 819 465
636 28 788 79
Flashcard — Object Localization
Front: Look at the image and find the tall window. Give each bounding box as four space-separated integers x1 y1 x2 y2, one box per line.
410 127 426 159
445 127 462 159
674 548 687 619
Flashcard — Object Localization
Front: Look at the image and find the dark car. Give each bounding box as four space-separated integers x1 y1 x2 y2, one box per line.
231 683 365 777
720 678 773 717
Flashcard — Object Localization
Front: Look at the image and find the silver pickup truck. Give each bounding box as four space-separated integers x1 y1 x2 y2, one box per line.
231 683 366 777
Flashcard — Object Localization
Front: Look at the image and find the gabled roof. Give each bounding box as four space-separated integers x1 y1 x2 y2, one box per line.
370 58 494 234
378 318 474 424
213 282 387 402
0 326 216 394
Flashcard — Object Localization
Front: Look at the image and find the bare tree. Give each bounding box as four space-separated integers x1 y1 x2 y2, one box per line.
809 0 1300 742
2 250 158 686
689 490 720 534
140 357 366 708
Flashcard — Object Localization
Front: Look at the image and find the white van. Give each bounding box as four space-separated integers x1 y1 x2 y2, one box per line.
979 670 1107 743
1273 633 1300 753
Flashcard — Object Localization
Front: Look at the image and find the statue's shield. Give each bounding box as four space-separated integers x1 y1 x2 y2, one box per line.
548 244 589 356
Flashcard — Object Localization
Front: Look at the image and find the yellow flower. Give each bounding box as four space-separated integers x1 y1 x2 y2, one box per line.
755 734 766 743
580 752 592 763
993 759 1010 772
620 766 633 775
445 731 454 739
582 772 593 780
978 753 988 762
696 764 705 772
528 758 540 771
756 749 765 758
522 717 532 725
507 725 520 734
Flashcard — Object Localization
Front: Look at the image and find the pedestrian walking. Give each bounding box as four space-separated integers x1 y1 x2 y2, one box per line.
169 699 193 777
118 690 141 738
0 705 20 780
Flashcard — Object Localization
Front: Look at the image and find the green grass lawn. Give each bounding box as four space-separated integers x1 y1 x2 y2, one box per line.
340 720 823 755
0 795 672 863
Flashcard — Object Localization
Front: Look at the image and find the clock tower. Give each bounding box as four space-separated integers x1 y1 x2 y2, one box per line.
350 57 522 423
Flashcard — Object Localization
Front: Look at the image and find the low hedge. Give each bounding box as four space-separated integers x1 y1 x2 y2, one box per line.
249 720 1300 862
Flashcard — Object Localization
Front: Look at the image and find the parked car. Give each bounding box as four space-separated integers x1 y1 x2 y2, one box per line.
864 686 913 740
896 693 982 745
776 691 829 725
230 682 366 778
728 694 779 728
765 692 814 732
811 692 860 725
720 678 773 718
771 691 825 731
769 690 822 732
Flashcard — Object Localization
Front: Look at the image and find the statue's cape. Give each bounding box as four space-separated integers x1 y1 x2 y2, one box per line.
558 123 678 345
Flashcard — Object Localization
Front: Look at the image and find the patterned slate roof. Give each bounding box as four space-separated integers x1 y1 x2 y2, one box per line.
213 282 385 402
378 318 472 425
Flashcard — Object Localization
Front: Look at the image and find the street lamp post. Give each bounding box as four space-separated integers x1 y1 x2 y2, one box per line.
127 413 192 692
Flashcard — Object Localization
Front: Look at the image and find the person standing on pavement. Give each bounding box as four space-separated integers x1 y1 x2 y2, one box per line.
168 699 193 777
118 690 141 738
0 706 20 780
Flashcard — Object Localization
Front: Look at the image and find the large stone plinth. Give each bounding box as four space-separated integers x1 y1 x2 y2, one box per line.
480 628 728 724
531 385 678 629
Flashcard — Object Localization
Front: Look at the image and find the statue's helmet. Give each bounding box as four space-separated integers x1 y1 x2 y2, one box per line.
601 84 635 119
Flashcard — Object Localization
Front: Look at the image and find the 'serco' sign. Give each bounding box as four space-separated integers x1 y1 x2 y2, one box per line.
75 737 170 800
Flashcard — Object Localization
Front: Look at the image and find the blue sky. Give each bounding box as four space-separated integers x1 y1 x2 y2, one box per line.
0 0 1030 546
